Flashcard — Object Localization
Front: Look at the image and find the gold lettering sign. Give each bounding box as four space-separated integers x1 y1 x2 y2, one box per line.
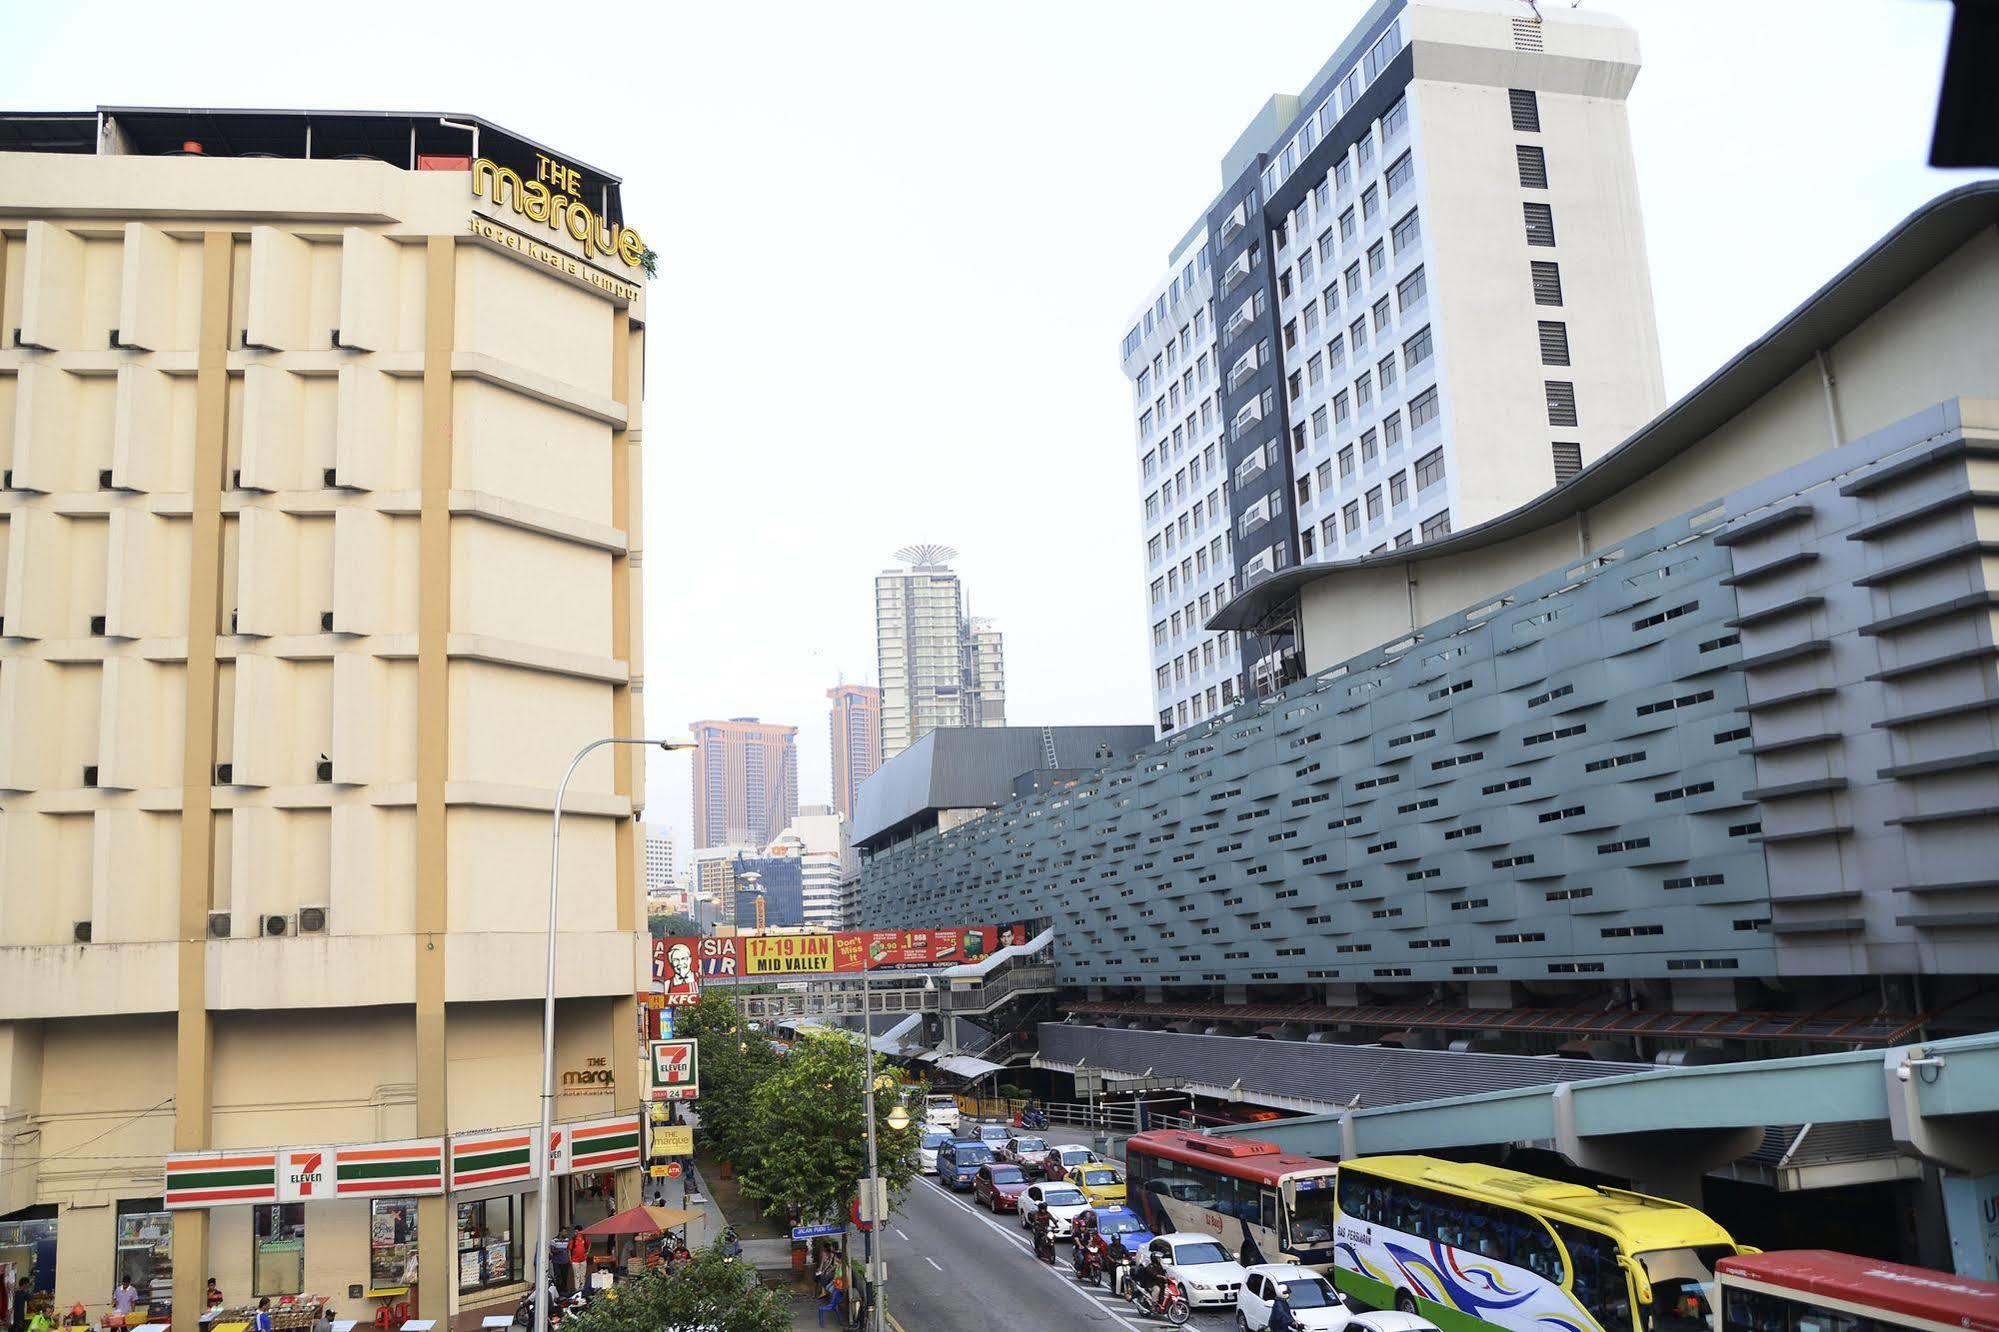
467 216 642 303
473 152 650 274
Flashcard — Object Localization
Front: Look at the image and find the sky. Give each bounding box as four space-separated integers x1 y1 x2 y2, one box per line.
4 1 1983 863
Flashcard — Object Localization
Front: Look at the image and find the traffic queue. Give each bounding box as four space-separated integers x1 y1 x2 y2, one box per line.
920 1112 1429 1330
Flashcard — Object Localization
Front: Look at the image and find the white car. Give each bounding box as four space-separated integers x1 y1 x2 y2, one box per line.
1018 1182 1092 1238
924 1095 960 1131
917 1131 951 1174
1041 1143 1102 1180
1146 1232 1248 1310
1346 1313 1442 1332
1237 1264 1355 1331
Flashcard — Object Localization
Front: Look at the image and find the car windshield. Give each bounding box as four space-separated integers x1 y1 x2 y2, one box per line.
1044 1189 1086 1206
1284 1277 1338 1309
980 1127 1009 1141
928 1096 956 1109
1638 1246 1735 1332
989 1166 1024 1183
1081 1170 1119 1185
1013 1137 1047 1153
1288 1180 1338 1244
953 1146 990 1164
1173 1241 1231 1266
1100 1215 1146 1236
1063 1149 1092 1162
921 1133 949 1148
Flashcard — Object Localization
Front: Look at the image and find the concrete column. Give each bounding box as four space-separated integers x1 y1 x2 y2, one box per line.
413 235 456 1322
607 309 643 1217
172 231 233 1323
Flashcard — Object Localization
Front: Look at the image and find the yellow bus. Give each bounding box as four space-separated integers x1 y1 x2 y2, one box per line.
1333 1155 1752 1332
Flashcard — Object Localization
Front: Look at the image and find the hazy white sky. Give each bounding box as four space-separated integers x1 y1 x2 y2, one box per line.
5 1 1981 860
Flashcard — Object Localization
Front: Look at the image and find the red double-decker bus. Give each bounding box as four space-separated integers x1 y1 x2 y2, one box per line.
1716 1250 1999 1332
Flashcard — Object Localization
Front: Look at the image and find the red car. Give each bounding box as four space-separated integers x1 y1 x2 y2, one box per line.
973 1162 1030 1213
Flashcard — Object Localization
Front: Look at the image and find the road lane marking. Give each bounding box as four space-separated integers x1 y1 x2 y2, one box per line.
924 1256 941 1270
895 1227 910 1241
916 1180 1149 1328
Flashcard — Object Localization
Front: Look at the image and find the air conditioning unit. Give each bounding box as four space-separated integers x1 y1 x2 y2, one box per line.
73 921 93 944
215 763 234 784
298 906 329 935
263 913 294 938
208 911 233 939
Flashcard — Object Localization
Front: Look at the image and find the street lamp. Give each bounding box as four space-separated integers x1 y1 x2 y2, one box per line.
859 969 934 1331
534 736 695 1332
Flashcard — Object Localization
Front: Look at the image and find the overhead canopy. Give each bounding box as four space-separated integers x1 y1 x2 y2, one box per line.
923 1051 1008 1081
580 1205 702 1238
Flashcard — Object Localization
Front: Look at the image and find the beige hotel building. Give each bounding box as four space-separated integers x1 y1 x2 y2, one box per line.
0 108 654 1326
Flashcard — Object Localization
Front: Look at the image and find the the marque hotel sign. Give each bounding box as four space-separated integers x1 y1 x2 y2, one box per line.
472 150 648 271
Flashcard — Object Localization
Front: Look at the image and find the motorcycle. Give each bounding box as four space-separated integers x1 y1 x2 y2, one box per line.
1128 1273 1191 1326
1071 1234 1105 1285
1032 1223 1057 1265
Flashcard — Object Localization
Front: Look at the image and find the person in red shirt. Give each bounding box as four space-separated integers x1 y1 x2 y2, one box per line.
567 1230 589 1287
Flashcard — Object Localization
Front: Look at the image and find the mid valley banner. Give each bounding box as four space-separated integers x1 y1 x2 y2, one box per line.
653 925 1030 1003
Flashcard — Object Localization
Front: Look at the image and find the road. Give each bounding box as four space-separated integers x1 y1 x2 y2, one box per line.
879 1175 1235 1331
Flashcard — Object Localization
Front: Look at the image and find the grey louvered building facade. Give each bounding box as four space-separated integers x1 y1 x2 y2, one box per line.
862 186 1999 1016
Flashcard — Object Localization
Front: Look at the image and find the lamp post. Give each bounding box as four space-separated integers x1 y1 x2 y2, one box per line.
858 969 932 1331
534 736 694 1332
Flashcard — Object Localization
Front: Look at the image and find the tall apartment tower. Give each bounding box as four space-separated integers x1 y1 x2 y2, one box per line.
643 824 676 902
1123 0 1663 732
827 682 883 821
874 545 1007 759
0 108 651 1319
690 717 799 850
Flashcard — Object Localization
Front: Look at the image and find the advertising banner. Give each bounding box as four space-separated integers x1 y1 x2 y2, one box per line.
649 1039 699 1101
652 923 1030 989
164 1151 279 1209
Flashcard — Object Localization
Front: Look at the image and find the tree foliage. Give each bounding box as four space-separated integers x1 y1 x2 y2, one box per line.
557 1241 787 1332
735 1031 923 1226
647 912 700 940
674 993 778 1168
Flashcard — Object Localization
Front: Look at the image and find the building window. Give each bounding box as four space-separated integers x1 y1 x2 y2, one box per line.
1152 621 1168 646
1383 95 1409 139
1159 707 1175 732
1389 470 1408 506
1339 444 1356 477
1343 500 1361 533
1344 262 1363 299
1403 325 1433 370
1362 183 1380 222
371 1200 419 1295
1552 441 1583 483
1383 410 1403 447
1350 316 1367 350
1392 211 1421 260
1531 260 1564 306
1156 665 1171 689
1301 527 1316 557
1409 385 1440 430
1394 530 1414 548
1335 157 1353 194
1321 516 1338 547
1307 351 1325 385
1150 578 1164 606
252 1204 306 1297
1311 404 1329 438
1415 447 1446 489
1385 151 1414 197
1366 487 1384 521
1510 88 1541 132
1333 390 1351 424
115 1201 173 1310
1517 144 1548 189
1367 239 1386 277
1356 371 1374 409
1524 202 1557 247
1395 265 1427 311
1378 353 1397 391
1546 380 1579 427
1538 320 1571 366
1360 427 1379 464
1421 511 1453 540
1327 334 1345 369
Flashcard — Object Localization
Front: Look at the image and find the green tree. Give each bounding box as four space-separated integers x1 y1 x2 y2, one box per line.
647 912 699 940
674 993 777 1168
736 1031 922 1226
556 1241 786 1332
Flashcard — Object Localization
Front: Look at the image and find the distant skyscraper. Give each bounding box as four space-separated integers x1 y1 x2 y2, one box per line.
690 717 799 850
769 806 852 931
874 545 1007 760
827 683 883 821
643 824 676 904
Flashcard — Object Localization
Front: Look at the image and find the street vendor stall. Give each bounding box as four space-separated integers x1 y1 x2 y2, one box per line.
577 1206 702 1281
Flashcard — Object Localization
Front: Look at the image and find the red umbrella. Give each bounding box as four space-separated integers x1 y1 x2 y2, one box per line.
580 1205 702 1238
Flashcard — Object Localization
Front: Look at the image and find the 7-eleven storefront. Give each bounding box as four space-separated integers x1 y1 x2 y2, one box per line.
159 1118 640 1323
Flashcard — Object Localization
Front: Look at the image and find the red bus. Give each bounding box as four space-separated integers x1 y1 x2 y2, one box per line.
1716 1250 1999 1332
1124 1129 1338 1269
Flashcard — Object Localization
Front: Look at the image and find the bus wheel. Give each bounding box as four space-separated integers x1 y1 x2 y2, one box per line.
1396 1291 1419 1315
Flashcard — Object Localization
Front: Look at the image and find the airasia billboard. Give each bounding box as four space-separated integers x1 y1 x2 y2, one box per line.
652 924 1030 1003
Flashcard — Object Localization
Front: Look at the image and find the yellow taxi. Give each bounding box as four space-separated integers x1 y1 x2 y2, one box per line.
1070 1162 1127 1205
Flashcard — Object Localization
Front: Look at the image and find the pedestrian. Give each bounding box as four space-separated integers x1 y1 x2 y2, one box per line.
112 1280 138 1320
253 1298 272 1332
205 1279 225 1312
813 1244 836 1298
548 1232 570 1297
568 1228 590 1291
814 1275 845 1329
310 1307 335 1332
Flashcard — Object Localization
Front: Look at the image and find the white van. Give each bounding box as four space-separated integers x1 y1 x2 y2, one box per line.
925 1094 961 1131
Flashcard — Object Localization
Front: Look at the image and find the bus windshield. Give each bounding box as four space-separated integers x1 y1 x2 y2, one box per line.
1638 1246 1735 1332
1288 1179 1338 1246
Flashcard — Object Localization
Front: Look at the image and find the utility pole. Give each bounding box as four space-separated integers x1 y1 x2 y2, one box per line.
860 970 885 1332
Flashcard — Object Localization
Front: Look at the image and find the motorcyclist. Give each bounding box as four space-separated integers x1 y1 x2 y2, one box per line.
1105 1231 1132 1295
1134 1251 1170 1310
1071 1209 1100 1277
1268 1284 1302 1332
1031 1203 1056 1262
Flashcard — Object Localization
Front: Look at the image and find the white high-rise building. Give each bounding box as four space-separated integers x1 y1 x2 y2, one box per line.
769 805 853 931
642 824 679 910
1123 0 1664 733
874 545 1006 759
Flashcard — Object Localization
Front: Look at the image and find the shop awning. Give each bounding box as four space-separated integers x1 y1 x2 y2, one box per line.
580 1204 701 1237
925 1052 1008 1081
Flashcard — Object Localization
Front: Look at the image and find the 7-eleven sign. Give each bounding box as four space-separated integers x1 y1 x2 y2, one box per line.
278 1147 330 1202
649 1040 698 1101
